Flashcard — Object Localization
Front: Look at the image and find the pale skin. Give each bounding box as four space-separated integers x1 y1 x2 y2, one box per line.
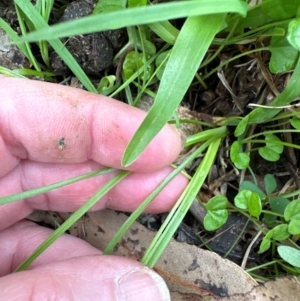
0 77 188 300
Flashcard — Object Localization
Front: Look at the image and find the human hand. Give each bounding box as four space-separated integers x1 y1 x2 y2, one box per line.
0 77 188 300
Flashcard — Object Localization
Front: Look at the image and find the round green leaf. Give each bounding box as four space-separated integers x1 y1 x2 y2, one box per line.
247 192 262 217
262 0 300 21
278 246 300 268
93 0 124 14
265 134 284 154
272 224 290 240
264 174 277 195
284 199 300 221
264 213 277 224
234 190 251 210
206 195 228 211
288 219 300 235
128 0 147 8
204 210 228 231
269 34 299 73
258 147 280 162
269 197 290 215
288 18 300 51
230 141 250 169
123 51 154 81
258 230 273 254
234 115 249 137
240 180 266 199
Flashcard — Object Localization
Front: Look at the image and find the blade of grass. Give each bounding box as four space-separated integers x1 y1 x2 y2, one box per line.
35 0 54 67
122 13 225 166
148 21 179 45
0 17 29 59
14 5 41 71
15 170 130 272
104 126 227 254
15 0 248 43
0 66 26 77
143 137 221 267
14 0 97 92
0 168 115 205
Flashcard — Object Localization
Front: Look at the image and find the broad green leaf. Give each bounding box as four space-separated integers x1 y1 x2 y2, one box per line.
288 218 300 235
278 246 300 268
247 192 262 217
240 181 266 199
227 5 271 32
122 51 154 81
244 56 300 124
15 1 248 43
123 14 225 166
285 199 300 234
258 147 280 161
128 0 147 7
261 0 300 21
269 32 299 73
204 210 228 231
258 237 271 253
230 141 250 169
287 17 300 51
93 0 124 14
258 230 273 253
284 199 300 221
269 197 290 215
234 190 251 210
272 224 290 240
259 134 283 161
265 134 284 154
234 115 249 137
264 213 277 224
264 174 277 195
206 195 228 211
290 116 300 129
204 195 228 231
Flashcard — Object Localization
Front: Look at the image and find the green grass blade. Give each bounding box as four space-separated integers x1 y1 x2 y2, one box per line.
0 17 29 59
14 6 41 71
143 137 222 267
148 21 179 44
15 170 130 272
104 126 227 255
15 1 248 43
0 168 115 205
14 0 97 92
0 66 26 77
122 14 225 166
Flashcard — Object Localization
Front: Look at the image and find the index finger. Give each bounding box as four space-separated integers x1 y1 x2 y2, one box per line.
0 77 183 174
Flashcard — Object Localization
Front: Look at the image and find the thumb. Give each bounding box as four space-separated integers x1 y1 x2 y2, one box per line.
0 255 170 301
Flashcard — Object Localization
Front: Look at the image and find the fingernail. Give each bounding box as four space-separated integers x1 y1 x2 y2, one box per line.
117 267 170 301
